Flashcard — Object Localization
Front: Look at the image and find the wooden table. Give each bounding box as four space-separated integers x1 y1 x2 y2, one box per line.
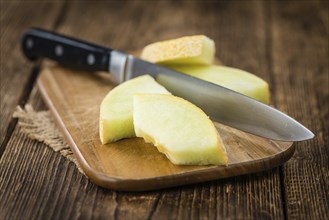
1 1 328 219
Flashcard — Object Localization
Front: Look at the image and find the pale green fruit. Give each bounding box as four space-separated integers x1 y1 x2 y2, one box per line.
141 35 215 65
100 75 170 144
133 94 228 166
168 65 270 104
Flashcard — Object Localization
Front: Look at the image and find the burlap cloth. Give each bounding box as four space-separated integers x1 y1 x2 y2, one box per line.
13 105 86 176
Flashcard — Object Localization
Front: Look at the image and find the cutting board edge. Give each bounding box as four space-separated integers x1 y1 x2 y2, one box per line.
87 144 295 191
37 73 295 191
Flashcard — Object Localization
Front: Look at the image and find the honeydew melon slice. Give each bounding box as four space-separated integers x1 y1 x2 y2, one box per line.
141 35 215 65
133 94 228 166
100 75 170 144
168 65 270 104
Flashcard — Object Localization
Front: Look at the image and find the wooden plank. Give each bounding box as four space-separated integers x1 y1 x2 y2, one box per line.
270 1 329 219
0 0 296 219
0 86 116 220
0 1 64 147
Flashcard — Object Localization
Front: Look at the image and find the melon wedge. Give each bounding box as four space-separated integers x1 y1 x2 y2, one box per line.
141 35 215 65
168 65 270 104
133 94 228 165
100 75 170 144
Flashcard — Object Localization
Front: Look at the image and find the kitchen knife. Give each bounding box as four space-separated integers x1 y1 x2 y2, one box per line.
21 28 314 141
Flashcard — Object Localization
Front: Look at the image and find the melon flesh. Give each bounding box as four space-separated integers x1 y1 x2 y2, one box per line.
168 65 270 104
133 94 228 165
141 35 215 65
100 75 170 144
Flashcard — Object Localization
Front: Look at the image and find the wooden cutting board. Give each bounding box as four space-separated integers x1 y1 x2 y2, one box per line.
37 65 294 191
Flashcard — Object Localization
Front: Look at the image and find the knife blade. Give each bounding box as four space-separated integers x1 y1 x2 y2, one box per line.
21 28 314 141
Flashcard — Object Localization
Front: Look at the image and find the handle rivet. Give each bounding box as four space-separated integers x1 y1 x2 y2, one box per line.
26 38 33 49
55 45 63 56
87 54 95 65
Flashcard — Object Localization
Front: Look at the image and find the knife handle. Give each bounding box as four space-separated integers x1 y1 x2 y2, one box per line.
21 28 112 72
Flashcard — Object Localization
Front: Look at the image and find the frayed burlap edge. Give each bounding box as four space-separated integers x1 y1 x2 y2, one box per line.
13 105 86 176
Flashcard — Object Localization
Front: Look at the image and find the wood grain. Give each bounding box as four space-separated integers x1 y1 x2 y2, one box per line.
270 1 329 219
0 96 287 219
0 0 327 219
37 65 294 191
0 1 64 149
1 1 287 219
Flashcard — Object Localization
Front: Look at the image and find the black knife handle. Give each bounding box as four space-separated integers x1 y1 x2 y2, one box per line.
21 28 112 72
